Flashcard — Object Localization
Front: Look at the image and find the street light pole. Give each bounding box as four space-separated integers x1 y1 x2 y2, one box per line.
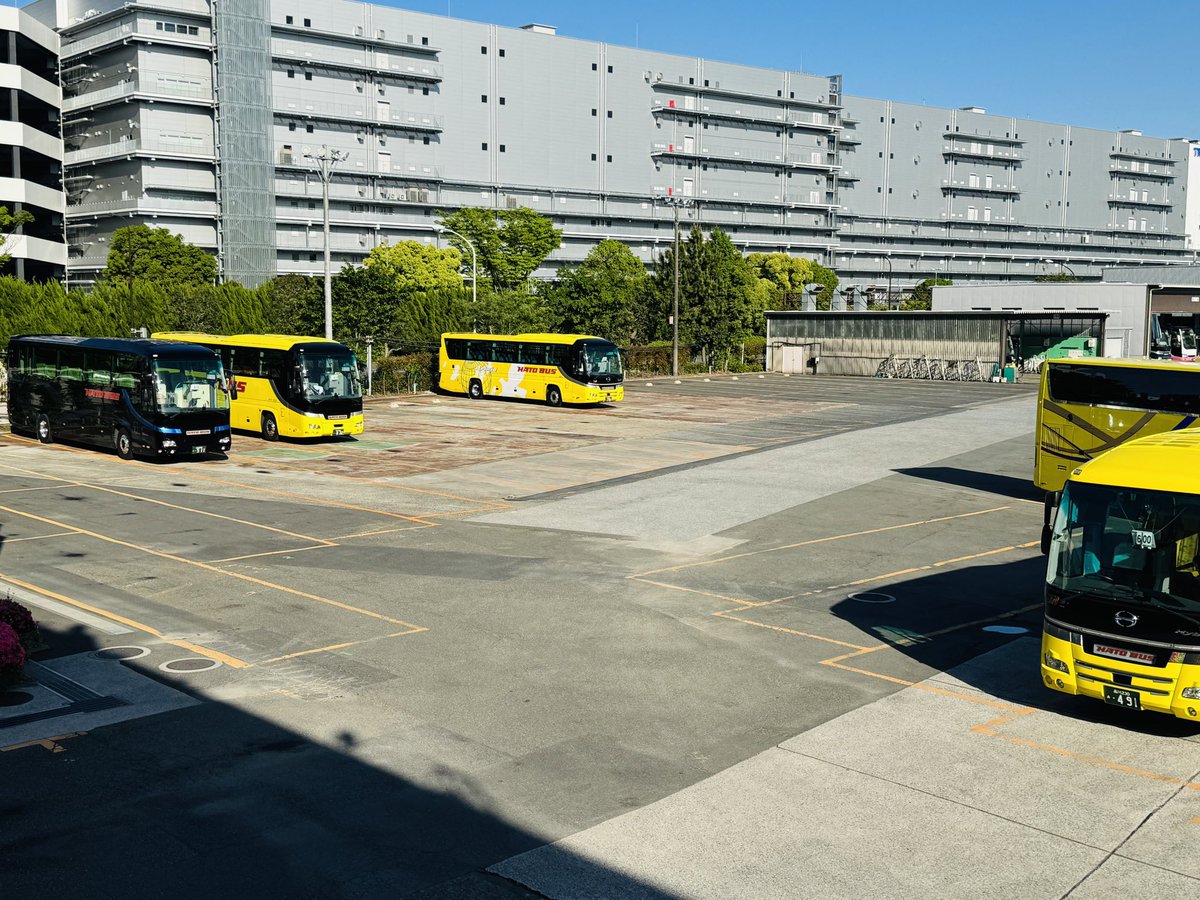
882 254 894 308
434 224 477 305
304 145 348 340
663 196 693 377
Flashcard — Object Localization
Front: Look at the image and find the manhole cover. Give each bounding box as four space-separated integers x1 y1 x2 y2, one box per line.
93 646 150 661
0 691 34 708
982 625 1029 635
849 592 896 604
159 657 222 673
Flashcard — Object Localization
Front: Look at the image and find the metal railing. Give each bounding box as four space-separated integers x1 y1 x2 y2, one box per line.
65 135 215 165
276 97 442 130
64 73 213 110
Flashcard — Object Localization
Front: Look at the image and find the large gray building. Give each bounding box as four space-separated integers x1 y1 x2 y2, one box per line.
26 0 1197 290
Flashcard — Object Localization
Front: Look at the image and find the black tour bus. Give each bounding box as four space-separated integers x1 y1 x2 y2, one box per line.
6 335 233 460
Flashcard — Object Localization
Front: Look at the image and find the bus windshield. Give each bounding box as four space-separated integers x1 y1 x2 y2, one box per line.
1049 481 1200 615
583 343 623 379
152 358 229 414
300 351 362 401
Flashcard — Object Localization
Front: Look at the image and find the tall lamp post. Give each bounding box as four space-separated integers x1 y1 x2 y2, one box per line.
304 145 348 340
433 224 477 305
881 254 894 308
663 196 694 377
1043 257 1077 278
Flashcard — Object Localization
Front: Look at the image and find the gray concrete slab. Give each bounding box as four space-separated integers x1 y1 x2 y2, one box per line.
1068 853 1200 897
476 398 1034 541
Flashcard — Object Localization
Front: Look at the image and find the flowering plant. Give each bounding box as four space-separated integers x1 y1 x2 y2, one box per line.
0 621 26 684
0 597 38 644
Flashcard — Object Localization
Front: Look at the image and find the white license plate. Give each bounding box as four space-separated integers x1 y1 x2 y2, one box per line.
191 446 207 455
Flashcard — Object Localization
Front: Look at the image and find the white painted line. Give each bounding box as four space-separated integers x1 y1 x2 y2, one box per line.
1 582 134 635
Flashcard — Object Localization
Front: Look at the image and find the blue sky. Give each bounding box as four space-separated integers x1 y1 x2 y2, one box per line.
391 0 1199 139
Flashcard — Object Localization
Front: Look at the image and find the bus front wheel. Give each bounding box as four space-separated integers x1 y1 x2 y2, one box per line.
468 379 484 400
115 428 134 461
261 412 279 442
546 385 563 407
36 414 53 444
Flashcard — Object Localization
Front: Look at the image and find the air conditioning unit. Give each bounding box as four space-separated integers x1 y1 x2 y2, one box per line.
406 188 419 201
418 189 430 203
505 195 518 209
279 152 293 165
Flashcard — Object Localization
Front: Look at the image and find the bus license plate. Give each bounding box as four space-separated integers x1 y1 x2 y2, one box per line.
191 446 207 455
1103 685 1141 710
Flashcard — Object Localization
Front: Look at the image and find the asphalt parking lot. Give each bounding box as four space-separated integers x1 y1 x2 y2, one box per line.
2 374 1198 899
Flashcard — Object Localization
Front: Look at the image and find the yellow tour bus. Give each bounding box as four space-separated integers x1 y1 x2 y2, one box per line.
1036 357 1200 553
155 333 364 440
439 333 624 406
1042 430 1200 720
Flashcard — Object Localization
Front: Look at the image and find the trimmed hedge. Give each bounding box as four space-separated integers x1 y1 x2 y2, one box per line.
373 352 437 394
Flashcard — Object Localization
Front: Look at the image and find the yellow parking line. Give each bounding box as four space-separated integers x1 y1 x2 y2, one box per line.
0 461 336 547
0 504 425 631
209 544 333 564
632 506 1017 579
1 531 81 543
257 628 425 665
0 573 250 669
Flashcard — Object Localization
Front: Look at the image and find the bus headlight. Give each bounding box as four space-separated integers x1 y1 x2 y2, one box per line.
1044 651 1070 673
1182 687 1200 700
162 439 176 448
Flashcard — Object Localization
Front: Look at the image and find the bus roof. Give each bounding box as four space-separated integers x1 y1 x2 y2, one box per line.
1071 430 1200 494
441 332 606 345
10 335 216 356
1046 357 1200 374
154 332 347 351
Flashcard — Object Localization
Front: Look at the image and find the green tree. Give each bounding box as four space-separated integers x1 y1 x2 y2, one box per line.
393 287 469 346
0 206 34 267
545 239 646 343
436 207 562 291
653 226 770 357
1034 272 1078 283
903 277 953 311
263 275 323 335
364 240 463 292
747 252 838 308
330 264 401 342
470 286 552 335
102 225 218 287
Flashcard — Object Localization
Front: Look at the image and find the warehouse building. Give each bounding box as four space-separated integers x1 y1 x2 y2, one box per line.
25 0 1197 289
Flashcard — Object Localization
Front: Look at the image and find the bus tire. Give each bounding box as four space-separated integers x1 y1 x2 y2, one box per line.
115 428 134 461
261 412 279 442
546 385 563 407
36 414 53 444
468 379 484 400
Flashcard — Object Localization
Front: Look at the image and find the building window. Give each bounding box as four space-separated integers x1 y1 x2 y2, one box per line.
481 94 487 102
422 87 429 95
482 142 488 150
303 18 311 27
304 72 312 81
423 136 430 145
287 69 294 78
606 154 612 162
306 124 313 133
591 109 597 116
499 144 506 152
499 97 506 105
422 37 429 45
607 65 613 73
499 48 505 57
285 15 293 24
288 122 295 131
592 63 597 71
591 153 597 161
481 46 487 54
606 110 612 118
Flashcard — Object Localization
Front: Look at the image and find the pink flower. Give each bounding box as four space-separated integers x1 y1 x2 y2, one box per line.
0 621 26 680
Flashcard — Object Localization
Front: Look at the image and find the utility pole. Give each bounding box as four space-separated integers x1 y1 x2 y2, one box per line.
663 196 693 377
304 145 348 340
433 224 477 305
365 337 374 396
127 244 139 337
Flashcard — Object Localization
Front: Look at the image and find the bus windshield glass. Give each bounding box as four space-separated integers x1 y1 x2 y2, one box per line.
152 358 229 414
300 351 362 401
583 343 622 379
1048 482 1200 615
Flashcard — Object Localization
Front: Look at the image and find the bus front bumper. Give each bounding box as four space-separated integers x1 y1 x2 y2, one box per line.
156 432 232 458
300 413 365 437
584 386 623 403
1041 633 1200 721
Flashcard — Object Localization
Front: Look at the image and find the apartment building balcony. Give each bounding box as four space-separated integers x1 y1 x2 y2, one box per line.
1107 195 1173 209
941 129 1024 145
63 73 214 113
66 196 219 219
651 143 840 171
1110 149 1174 164
650 77 839 110
272 22 440 56
275 100 441 132
1108 162 1175 180
838 133 861 146
836 170 860 182
941 179 1020 195
942 143 1026 162
65 136 216 166
61 22 211 62
651 98 838 132
276 152 441 182
273 48 441 83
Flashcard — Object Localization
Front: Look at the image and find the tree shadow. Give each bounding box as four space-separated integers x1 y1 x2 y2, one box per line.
828 556 1200 739
2 622 681 899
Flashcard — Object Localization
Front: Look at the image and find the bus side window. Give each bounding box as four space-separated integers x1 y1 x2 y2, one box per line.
519 343 548 365
86 351 115 387
494 342 517 364
261 349 287 384
32 345 56 379
59 348 85 383
114 353 141 391
445 339 465 360
466 341 490 362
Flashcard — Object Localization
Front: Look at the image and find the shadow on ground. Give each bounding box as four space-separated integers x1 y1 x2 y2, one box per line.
1 622 681 900
893 466 1046 503
829 555 1200 739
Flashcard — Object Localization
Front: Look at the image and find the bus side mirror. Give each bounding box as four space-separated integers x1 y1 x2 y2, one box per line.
228 380 238 400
